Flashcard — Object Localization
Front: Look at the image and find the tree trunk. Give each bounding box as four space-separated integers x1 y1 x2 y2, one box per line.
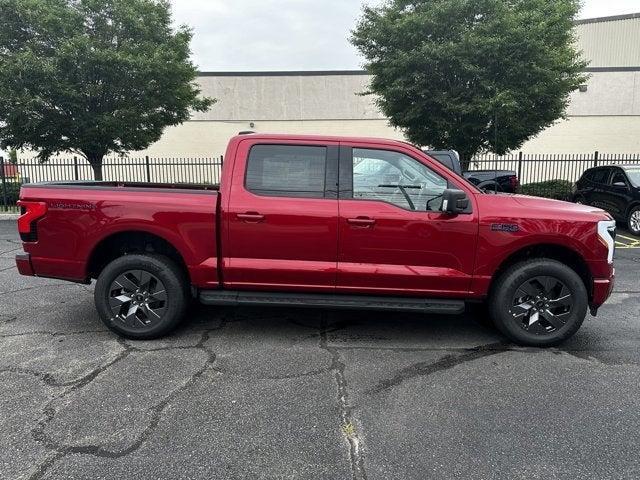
459 152 474 172
88 155 104 181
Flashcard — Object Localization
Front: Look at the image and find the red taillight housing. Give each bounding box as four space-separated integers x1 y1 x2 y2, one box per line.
17 200 47 242
510 175 520 190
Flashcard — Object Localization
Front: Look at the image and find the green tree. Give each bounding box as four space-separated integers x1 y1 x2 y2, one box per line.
0 0 214 180
351 0 588 168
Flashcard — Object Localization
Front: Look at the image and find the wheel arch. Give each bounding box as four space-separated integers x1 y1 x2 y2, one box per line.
489 243 592 300
87 230 190 282
624 201 640 219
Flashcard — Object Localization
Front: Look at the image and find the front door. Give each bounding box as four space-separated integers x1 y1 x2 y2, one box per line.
337 144 478 297
224 140 339 292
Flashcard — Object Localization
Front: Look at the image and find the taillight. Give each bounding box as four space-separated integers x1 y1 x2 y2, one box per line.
17 201 47 242
510 176 519 189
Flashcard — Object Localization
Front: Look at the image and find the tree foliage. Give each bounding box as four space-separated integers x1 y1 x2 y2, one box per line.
0 0 214 179
351 0 588 167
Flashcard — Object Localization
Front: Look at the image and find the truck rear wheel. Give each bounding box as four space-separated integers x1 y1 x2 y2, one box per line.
489 259 587 347
94 254 188 339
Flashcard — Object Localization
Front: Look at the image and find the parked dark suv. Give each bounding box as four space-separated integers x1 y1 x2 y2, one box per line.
425 150 519 193
574 165 640 235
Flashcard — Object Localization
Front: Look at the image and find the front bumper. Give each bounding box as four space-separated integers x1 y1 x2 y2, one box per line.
592 269 615 309
16 253 35 276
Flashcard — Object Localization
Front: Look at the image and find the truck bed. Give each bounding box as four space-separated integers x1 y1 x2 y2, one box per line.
18 181 220 288
22 181 220 191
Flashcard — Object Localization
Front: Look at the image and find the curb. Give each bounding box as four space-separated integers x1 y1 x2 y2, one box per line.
0 214 19 221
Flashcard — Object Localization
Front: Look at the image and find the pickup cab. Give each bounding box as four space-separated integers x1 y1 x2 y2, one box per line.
15 134 616 346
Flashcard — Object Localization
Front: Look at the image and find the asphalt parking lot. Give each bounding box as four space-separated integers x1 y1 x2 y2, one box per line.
1 220 639 480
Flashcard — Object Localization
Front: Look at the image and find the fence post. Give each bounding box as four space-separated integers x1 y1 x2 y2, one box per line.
73 156 79 181
593 151 599 168
145 155 151 182
517 151 523 181
0 156 8 212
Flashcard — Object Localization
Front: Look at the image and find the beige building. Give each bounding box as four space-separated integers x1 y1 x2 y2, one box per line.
41 12 626 159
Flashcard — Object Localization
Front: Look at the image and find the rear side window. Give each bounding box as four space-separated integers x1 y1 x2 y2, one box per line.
245 145 327 198
591 168 609 184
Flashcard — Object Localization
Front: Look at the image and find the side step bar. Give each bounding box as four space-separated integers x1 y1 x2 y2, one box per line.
199 290 465 315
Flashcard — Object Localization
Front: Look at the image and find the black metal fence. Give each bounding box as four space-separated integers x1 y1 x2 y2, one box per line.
1 151 640 212
469 151 640 200
0 155 223 212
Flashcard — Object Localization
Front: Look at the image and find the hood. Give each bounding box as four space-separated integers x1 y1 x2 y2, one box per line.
477 193 611 221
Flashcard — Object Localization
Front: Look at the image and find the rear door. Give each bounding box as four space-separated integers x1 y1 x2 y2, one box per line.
604 167 632 220
336 142 478 296
223 139 339 292
586 167 611 209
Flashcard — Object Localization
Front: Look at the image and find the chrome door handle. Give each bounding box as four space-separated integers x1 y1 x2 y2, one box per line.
237 212 265 223
347 217 376 227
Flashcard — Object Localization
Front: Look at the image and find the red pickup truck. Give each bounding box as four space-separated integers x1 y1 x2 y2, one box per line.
15 134 616 346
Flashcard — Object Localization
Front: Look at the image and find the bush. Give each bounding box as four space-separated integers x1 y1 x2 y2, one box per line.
0 181 22 205
518 180 574 201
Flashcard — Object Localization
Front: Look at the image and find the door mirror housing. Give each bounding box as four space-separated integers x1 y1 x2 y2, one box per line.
441 189 470 214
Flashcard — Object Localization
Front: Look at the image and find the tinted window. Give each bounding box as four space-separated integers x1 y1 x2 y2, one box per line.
582 170 595 182
246 145 326 198
352 148 448 211
591 168 609 184
610 169 627 186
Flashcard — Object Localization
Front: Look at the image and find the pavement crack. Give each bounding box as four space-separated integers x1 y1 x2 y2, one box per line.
29 330 217 477
319 315 367 480
367 341 510 395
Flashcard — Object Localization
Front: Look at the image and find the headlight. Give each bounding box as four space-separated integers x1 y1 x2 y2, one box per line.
597 220 616 264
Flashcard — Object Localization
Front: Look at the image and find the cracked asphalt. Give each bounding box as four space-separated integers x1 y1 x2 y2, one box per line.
1 220 639 480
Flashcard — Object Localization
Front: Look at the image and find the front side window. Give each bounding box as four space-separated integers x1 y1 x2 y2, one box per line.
609 169 628 187
245 145 326 198
352 148 448 211
626 168 640 187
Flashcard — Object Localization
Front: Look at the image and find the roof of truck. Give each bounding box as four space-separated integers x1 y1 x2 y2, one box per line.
230 133 415 148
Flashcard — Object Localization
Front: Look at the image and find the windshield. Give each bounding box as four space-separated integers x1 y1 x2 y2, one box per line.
626 168 640 187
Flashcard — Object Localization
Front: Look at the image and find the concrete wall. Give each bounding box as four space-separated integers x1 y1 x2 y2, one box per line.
576 14 640 68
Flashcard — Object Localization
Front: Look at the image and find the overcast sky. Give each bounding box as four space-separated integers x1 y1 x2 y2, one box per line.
170 0 640 72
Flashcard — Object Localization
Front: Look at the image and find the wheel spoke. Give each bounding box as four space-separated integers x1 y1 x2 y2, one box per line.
541 309 570 329
137 270 153 290
517 281 540 299
115 273 138 292
124 304 140 327
109 294 131 309
511 301 533 318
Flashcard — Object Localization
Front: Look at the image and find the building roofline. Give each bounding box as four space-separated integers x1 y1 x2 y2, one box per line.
197 66 640 77
198 70 368 77
576 12 640 25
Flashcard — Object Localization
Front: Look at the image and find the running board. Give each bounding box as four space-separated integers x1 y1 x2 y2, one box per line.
198 290 465 315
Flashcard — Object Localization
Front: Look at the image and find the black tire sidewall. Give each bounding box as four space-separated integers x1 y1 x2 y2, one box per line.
628 206 640 236
94 254 188 339
489 260 588 347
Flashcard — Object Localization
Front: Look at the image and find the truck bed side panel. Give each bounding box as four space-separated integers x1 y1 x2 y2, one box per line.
20 185 219 288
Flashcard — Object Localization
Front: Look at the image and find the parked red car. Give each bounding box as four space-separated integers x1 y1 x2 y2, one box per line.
15 134 616 346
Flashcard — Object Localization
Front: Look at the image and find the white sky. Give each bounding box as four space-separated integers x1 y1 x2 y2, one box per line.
170 0 640 71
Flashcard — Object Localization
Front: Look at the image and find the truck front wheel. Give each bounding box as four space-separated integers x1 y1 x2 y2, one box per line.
94 254 188 339
489 259 588 347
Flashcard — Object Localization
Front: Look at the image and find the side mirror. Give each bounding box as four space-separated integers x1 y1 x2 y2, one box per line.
441 189 470 214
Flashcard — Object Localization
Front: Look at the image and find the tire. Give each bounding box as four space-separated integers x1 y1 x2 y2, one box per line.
574 194 586 205
627 205 640 236
489 259 588 347
94 254 188 339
